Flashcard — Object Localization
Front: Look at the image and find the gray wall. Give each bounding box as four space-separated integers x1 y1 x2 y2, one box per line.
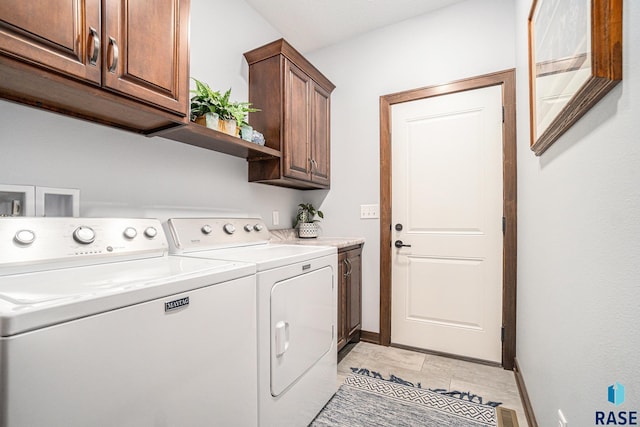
306 0 516 332
514 0 640 426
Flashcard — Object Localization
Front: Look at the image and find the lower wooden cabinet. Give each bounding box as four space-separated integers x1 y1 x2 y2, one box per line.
337 244 362 351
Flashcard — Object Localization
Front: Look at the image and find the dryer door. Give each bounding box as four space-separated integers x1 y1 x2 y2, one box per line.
270 266 334 397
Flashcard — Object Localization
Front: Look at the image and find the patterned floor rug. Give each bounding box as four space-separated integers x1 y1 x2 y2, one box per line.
310 370 502 427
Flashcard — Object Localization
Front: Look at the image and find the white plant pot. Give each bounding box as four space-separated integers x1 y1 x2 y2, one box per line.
205 112 219 130
240 124 253 141
298 222 319 238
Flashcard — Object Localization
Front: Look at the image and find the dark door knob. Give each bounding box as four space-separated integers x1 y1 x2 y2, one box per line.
395 240 411 248
395 223 403 231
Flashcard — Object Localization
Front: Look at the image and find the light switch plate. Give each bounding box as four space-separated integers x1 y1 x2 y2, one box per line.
360 204 379 219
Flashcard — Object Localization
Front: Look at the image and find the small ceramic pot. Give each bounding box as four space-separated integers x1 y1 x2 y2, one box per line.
298 222 319 238
220 118 237 136
205 112 219 130
240 124 253 141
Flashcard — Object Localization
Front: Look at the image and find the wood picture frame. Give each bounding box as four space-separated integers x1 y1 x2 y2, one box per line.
528 0 622 156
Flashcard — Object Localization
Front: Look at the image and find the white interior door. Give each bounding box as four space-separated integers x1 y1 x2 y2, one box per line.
391 85 504 363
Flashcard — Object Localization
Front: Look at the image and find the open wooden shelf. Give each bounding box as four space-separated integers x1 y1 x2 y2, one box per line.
154 122 281 160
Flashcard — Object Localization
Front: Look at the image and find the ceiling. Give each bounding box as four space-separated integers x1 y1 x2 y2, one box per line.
244 0 467 53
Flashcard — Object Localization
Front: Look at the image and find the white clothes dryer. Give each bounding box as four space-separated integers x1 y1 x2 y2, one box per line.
167 217 338 427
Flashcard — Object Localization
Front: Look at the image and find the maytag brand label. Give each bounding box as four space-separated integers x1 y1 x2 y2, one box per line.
165 297 190 312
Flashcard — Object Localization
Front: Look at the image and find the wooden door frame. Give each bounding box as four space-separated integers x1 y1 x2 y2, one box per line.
379 69 517 370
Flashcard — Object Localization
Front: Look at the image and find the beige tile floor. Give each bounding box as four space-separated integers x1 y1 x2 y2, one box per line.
337 342 528 427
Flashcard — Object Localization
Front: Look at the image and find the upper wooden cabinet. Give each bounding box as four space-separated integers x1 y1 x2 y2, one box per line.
244 39 335 189
0 0 189 133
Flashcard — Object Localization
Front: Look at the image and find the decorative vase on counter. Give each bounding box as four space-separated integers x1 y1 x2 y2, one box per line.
298 222 319 238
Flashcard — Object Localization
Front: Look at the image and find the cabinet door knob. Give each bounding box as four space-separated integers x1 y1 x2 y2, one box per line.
108 36 119 73
88 27 100 66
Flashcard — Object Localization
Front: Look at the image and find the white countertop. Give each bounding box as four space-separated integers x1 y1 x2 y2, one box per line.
270 229 365 249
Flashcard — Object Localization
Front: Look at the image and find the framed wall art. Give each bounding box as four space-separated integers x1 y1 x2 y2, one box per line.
528 0 622 155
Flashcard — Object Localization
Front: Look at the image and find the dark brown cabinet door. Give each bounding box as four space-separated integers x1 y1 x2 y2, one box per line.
283 60 311 181
337 245 363 352
283 61 331 185
337 251 348 351
346 248 362 337
0 0 101 84
311 82 330 186
102 0 188 116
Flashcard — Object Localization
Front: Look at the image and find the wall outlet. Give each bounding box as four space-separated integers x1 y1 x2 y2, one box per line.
558 409 568 427
272 210 279 226
360 204 379 219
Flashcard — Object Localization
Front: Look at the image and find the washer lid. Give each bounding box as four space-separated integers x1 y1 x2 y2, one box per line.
184 244 336 271
0 256 255 337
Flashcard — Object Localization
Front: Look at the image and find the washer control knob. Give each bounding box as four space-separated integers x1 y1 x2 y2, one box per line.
144 227 158 238
14 229 36 245
73 226 96 244
253 224 264 232
201 224 213 235
244 224 253 232
223 223 236 235
123 227 137 239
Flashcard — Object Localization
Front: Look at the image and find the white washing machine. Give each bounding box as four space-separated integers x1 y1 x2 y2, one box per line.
167 217 338 427
0 217 258 427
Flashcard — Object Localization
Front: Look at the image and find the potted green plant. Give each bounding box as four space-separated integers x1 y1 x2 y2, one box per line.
228 100 260 141
294 203 324 238
190 78 221 129
190 78 261 138
213 88 237 136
